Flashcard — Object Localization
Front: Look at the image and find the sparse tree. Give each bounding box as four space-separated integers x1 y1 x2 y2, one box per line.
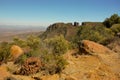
103 14 120 28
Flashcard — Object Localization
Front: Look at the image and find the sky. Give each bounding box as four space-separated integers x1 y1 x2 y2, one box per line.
0 0 120 27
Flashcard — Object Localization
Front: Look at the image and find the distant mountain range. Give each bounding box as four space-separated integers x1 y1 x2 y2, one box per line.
0 25 46 33
0 25 46 42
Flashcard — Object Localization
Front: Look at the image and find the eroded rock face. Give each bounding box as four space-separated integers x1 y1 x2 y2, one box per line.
19 57 42 75
10 45 23 60
79 40 115 55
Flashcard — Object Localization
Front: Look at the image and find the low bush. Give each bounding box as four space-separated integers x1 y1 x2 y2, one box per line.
13 37 27 47
103 14 120 28
44 35 69 55
40 52 68 74
0 42 11 63
111 24 120 34
75 26 114 45
27 35 41 50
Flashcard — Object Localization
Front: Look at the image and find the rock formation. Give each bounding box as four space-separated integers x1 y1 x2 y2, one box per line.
74 22 79 26
79 40 115 55
61 40 120 80
40 22 78 41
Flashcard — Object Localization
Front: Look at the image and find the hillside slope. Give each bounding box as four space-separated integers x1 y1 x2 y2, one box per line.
61 40 120 80
40 22 79 41
0 40 120 80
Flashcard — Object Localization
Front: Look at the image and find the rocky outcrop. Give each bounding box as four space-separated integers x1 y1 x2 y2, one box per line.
10 45 23 60
19 57 42 75
79 40 115 55
62 49 120 80
74 22 79 26
41 22 78 41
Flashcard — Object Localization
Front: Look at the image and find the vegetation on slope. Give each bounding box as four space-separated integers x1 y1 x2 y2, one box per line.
40 22 79 41
0 14 120 79
75 25 114 45
103 14 120 28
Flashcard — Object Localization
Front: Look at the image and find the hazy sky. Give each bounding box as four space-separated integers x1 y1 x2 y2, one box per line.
0 0 120 26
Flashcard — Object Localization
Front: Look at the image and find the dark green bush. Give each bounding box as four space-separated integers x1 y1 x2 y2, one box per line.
76 26 114 45
103 14 120 28
111 24 120 34
0 42 11 63
14 54 27 64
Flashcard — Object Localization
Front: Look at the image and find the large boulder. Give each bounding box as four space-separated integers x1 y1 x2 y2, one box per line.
79 40 115 55
10 45 23 60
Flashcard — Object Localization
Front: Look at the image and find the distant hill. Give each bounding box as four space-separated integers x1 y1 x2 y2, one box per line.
0 25 46 33
40 22 105 41
40 22 79 41
0 31 44 42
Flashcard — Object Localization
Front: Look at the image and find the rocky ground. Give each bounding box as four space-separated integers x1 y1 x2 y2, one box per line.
0 40 120 80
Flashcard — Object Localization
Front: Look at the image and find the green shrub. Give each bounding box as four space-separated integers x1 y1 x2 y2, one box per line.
40 51 67 74
45 35 69 55
13 37 27 47
103 14 120 28
111 24 120 34
14 54 27 64
76 26 114 45
55 55 68 73
13 35 41 50
27 35 41 50
11 35 68 75
0 42 11 63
